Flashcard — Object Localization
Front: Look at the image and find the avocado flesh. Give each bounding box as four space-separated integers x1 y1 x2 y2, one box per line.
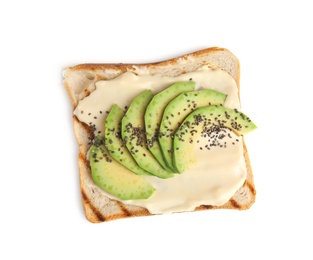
90 137 155 200
105 104 151 176
145 82 195 172
121 90 174 179
159 89 227 171
173 106 257 173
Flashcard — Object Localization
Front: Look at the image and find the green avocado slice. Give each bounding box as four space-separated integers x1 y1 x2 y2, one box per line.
105 104 152 176
121 90 174 179
145 82 195 172
173 106 257 173
90 136 155 200
159 89 227 171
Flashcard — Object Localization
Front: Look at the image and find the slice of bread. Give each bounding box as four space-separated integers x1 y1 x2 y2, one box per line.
63 47 256 223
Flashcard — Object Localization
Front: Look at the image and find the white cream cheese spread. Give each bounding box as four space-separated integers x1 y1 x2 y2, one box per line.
74 66 247 214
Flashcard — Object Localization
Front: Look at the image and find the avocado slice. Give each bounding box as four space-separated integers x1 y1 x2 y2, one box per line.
145 82 195 172
90 136 155 200
173 106 257 173
105 104 151 176
159 89 227 171
121 90 174 179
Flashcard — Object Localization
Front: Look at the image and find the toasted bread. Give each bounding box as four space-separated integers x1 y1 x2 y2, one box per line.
63 47 256 223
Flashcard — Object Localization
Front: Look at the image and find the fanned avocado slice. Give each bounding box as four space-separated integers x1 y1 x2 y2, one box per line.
90 136 155 200
105 104 151 176
145 82 195 172
121 90 174 179
173 106 257 173
159 89 227 171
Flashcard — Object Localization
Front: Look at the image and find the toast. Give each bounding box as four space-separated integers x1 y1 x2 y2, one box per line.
63 47 256 223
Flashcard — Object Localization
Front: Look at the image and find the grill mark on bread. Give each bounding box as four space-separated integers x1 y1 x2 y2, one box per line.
229 198 240 209
82 154 90 170
246 180 256 195
115 201 131 217
200 205 214 210
195 204 215 212
96 74 107 80
81 189 106 222
84 88 91 97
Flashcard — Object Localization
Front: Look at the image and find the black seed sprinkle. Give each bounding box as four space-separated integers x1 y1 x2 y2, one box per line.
88 113 91 116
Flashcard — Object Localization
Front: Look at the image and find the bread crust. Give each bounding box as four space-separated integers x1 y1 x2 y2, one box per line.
63 47 255 223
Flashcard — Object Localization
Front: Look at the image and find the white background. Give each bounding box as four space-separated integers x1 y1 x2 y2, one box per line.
1 0 312 259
